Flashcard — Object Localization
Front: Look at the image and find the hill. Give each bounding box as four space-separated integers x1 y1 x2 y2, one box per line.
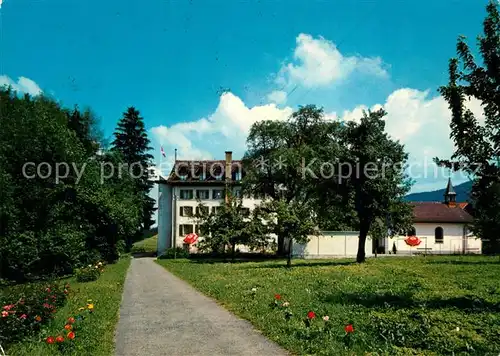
405 181 473 202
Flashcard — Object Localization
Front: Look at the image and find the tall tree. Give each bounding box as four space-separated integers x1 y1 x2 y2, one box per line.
112 107 155 233
437 0 500 253
243 105 340 255
318 109 413 262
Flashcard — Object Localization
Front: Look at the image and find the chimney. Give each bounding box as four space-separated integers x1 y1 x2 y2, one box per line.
225 151 232 204
225 151 232 181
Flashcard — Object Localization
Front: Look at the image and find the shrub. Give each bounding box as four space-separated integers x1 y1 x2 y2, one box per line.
0 282 70 347
158 247 189 259
75 262 103 283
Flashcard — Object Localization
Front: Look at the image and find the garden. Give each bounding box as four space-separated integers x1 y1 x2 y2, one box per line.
1 257 130 355
158 255 500 355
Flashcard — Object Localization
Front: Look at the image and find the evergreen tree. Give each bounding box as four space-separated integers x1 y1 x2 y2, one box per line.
111 107 156 233
438 0 500 253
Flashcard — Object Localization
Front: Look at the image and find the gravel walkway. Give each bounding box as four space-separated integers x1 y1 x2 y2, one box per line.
114 257 287 356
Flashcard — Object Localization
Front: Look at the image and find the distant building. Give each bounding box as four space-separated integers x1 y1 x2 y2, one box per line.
155 151 262 255
391 178 481 255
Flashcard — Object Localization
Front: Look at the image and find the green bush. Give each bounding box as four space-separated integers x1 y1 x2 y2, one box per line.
0 282 69 347
158 247 190 259
75 264 102 283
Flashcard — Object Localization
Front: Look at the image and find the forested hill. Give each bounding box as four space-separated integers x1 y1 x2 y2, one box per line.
405 181 473 202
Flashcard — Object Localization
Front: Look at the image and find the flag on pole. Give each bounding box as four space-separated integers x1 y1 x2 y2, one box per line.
160 146 166 158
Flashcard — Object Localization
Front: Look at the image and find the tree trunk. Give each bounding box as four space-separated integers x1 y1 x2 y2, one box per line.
286 239 293 268
277 232 285 256
357 223 370 263
231 243 236 262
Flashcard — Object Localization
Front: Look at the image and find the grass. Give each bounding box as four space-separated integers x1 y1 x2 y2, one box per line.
158 255 500 356
131 234 157 254
6 256 131 356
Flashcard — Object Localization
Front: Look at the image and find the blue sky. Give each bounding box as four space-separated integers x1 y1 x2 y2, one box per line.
0 0 490 196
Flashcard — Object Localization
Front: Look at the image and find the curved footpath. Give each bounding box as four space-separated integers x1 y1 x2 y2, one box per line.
114 257 287 356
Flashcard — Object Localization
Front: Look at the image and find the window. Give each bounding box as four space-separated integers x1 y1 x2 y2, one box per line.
233 189 242 198
435 226 444 244
195 224 208 235
407 227 416 236
179 224 194 236
241 208 250 217
212 189 224 199
195 206 209 216
179 206 193 217
211 206 221 214
196 189 210 199
179 189 193 199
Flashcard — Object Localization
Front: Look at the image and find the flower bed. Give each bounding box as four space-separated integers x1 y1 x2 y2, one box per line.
76 262 104 282
0 282 70 347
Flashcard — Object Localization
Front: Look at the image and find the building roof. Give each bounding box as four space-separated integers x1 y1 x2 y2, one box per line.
411 202 473 223
444 177 457 196
159 160 245 184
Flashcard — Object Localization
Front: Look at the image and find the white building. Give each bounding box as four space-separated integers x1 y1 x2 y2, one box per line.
390 179 481 255
157 157 481 257
156 151 261 255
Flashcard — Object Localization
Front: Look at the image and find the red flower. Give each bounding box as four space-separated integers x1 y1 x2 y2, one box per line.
64 324 72 330
55 335 64 343
307 311 316 319
46 336 55 344
46 288 51 293
43 303 50 308
20 314 27 319
345 324 354 333
3 304 14 311
68 317 75 324
67 331 75 340
274 294 281 300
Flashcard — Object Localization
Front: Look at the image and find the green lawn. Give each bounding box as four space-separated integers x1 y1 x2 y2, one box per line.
131 234 157 254
158 255 500 356
7 256 131 356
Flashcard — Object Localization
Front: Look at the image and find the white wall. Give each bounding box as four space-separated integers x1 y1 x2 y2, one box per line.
171 185 262 248
293 231 373 258
389 223 481 255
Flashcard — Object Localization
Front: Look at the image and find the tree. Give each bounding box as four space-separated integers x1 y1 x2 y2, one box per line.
0 88 141 281
111 107 155 234
243 105 341 255
194 196 271 259
259 199 318 267
319 109 413 262
437 0 500 253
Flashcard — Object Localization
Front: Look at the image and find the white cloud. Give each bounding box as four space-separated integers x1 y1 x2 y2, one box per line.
150 91 293 172
267 90 288 105
276 33 388 89
0 75 42 96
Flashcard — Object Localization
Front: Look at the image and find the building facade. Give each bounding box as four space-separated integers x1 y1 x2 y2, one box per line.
156 151 261 255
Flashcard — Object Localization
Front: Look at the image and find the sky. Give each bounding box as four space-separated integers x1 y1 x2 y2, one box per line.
0 0 492 213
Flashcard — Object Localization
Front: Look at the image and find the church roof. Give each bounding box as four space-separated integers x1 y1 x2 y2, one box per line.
444 177 457 196
411 202 473 223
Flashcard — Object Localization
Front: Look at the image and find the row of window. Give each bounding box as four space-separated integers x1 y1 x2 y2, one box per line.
179 206 250 217
179 189 242 200
178 224 204 236
408 226 445 244
178 172 243 181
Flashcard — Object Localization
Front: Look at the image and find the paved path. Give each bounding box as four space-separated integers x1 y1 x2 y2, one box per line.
114 258 287 356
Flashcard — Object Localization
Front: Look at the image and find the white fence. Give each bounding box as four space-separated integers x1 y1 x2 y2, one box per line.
292 231 372 258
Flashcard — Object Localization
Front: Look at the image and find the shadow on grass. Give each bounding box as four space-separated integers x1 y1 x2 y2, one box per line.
425 260 500 265
324 290 500 312
187 256 356 269
131 251 157 258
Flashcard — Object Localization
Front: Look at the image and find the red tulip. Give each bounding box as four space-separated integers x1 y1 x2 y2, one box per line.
307 311 316 319
274 294 281 300
64 324 72 330
55 335 64 343
68 317 75 324
345 324 354 333
46 336 55 344
67 331 75 340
